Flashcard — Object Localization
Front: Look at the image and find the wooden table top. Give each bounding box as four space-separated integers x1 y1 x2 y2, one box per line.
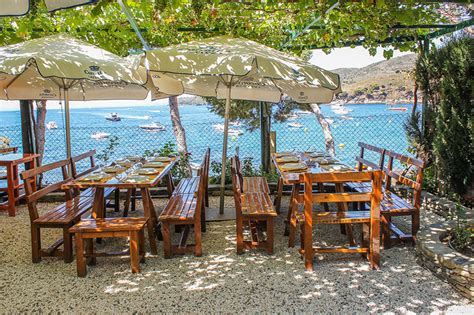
271 152 355 184
62 156 178 190
0 153 39 166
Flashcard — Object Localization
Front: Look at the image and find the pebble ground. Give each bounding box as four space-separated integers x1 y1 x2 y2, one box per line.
0 196 472 313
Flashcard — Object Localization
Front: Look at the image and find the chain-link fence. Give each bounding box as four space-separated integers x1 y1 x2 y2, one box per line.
1 111 411 183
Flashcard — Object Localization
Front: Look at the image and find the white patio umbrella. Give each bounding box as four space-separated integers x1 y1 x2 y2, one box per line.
145 36 342 212
0 0 97 16
0 34 181 158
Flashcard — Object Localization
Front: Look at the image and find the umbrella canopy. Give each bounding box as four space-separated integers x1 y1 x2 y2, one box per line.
145 36 342 212
145 36 341 104
0 34 180 158
0 0 97 16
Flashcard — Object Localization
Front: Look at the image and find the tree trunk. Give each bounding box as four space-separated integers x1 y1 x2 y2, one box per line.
35 100 47 166
168 96 191 174
411 81 418 117
310 103 336 156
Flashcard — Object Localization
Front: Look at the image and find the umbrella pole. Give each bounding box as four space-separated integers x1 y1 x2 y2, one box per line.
64 88 72 160
219 84 232 214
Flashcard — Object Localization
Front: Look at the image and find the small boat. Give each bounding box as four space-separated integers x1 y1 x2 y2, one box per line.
387 105 408 111
213 123 225 132
287 113 300 121
228 128 244 136
91 132 110 139
105 113 121 121
288 122 303 128
325 117 335 124
340 115 353 120
139 122 166 131
295 110 312 115
46 121 58 130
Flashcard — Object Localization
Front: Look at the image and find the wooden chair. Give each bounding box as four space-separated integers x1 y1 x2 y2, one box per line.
70 150 119 212
198 148 211 208
159 171 206 258
69 217 147 277
20 160 93 263
302 170 383 271
381 150 425 248
231 156 277 254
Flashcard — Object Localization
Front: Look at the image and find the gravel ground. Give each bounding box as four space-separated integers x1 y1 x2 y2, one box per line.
0 196 472 313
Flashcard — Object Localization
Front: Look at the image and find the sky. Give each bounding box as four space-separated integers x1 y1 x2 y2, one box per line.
0 46 411 111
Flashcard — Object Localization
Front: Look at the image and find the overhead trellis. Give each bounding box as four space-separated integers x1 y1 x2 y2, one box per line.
0 0 471 57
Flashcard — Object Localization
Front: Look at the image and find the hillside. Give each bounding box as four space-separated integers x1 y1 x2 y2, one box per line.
333 54 417 104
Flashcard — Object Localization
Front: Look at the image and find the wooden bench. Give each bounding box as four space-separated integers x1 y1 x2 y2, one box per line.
381 150 425 248
69 217 147 277
159 155 207 258
302 171 383 271
172 148 210 232
231 156 277 254
70 150 118 212
346 142 386 193
20 159 93 263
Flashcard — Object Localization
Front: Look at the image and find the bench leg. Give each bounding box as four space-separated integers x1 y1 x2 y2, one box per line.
86 238 96 266
194 219 202 257
299 224 305 250
236 215 244 255
162 223 172 259
31 224 41 263
139 230 145 263
266 218 274 255
382 214 391 249
130 231 140 273
370 217 381 270
75 234 87 277
63 227 73 263
411 210 419 245
131 189 136 212
201 198 206 233
361 222 369 259
288 211 297 248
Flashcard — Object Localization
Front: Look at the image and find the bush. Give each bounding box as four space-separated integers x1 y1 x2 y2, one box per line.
143 141 191 182
411 36 474 197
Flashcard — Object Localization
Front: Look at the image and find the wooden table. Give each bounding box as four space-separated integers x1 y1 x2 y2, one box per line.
0 152 39 216
272 152 357 246
62 157 178 255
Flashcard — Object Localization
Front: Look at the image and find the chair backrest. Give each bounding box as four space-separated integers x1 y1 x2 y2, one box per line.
197 148 210 189
0 147 18 154
383 150 425 209
230 156 243 213
355 142 385 171
304 170 383 217
20 159 73 222
70 150 98 179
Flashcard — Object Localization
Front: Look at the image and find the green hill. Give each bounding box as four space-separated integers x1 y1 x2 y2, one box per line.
333 54 417 104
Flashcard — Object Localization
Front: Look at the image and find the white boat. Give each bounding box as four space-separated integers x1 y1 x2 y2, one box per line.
214 124 243 136
46 121 58 130
139 122 166 131
325 117 335 124
287 113 300 121
105 113 121 121
295 110 312 115
91 132 110 139
340 115 354 120
228 128 244 136
288 122 303 128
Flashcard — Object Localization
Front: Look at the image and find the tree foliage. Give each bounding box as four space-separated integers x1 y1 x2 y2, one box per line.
412 36 473 196
0 1 446 57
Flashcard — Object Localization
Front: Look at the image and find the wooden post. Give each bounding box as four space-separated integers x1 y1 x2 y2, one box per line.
19 100 36 158
270 131 276 172
260 102 271 173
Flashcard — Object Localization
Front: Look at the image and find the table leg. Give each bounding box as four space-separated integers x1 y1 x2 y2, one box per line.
335 183 356 246
284 184 300 237
304 184 313 271
6 164 16 216
166 173 174 197
92 187 105 219
141 188 158 255
274 177 283 213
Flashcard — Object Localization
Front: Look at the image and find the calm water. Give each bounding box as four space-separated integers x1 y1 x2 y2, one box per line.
0 102 414 176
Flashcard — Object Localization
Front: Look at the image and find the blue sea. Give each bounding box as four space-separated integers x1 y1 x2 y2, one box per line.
0 102 414 178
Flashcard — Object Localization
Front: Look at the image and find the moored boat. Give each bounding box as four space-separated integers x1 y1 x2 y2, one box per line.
91 132 110 139
46 121 58 130
105 113 121 121
139 122 166 131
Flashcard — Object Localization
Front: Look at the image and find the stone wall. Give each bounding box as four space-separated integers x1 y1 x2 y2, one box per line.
415 192 473 301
